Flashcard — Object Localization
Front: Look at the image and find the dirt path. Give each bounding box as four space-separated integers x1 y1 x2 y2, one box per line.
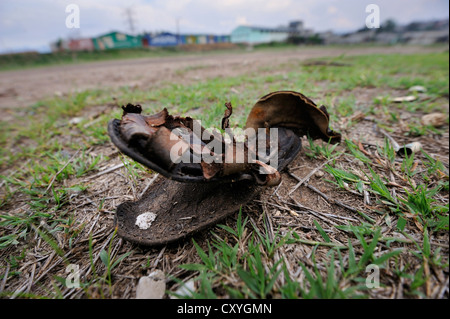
0 46 444 112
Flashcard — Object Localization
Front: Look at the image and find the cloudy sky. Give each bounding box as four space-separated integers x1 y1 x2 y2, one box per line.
0 0 448 53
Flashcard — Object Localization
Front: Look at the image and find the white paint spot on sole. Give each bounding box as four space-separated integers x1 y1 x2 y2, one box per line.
135 212 157 230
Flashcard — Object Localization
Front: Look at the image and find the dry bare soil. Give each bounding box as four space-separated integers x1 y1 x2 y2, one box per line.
0 45 448 300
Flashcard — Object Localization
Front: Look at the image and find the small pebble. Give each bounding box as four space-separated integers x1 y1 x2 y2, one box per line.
314 170 324 178
135 270 166 299
421 112 446 128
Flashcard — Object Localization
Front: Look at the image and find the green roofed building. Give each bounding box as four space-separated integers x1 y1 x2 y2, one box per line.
92 31 142 50
230 21 314 44
230 25 291 44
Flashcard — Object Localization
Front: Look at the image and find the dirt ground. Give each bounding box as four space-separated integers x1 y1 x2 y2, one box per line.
0 45 448 299
0 46 442 113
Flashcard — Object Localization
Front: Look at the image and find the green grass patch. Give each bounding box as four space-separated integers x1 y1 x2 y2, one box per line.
1 49 448 299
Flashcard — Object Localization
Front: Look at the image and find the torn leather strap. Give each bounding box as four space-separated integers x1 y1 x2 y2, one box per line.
109 104 283 186
107 90 340 246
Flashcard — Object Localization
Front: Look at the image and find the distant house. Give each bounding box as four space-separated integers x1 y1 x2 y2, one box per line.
323 18 449 45
92 31 142 50
230 25 291 44
181 34 230 44
214 35 231 43
317 31 342 45
375 32 400 44
142 33 230 47
340 30 376 44
68 38 95 51
144 32 179 47
50 39 69 52
230 21 313 44
401 30 449 45
180 34 197 44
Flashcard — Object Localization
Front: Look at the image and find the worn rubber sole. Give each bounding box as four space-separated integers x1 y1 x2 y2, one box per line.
115 177 260 246
110 124 301 246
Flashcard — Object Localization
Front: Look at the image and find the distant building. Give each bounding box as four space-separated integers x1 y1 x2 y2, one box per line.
49 17 448 54
67 38 95 51
287 20 315 38
230 21 314 44
140 32 230 47
230 25 291 44
92 31 141 50
401 30 449 45
322 18 449 45
317 31 342 45
181 34 198 44
214 35 231 43
339 30 376 44
179 34 230 45
143 32 179 47
230 18 448 46
50 39 69 52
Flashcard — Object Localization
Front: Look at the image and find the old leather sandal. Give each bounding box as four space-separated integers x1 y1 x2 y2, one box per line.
109 103 283 186
107 90 340 246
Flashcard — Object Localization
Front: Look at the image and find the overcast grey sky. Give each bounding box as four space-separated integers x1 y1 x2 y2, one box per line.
0 0 448 53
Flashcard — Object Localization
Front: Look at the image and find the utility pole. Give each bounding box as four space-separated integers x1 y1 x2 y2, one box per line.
124 7 136 34
176 17 181 45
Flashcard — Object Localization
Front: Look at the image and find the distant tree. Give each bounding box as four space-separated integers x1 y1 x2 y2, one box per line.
384 19 397 31
377 19 397 33
356 26 368 33
287 35 305 45
307 34 324 44
287 34 323 45
56 38 63 51
405 22 421 32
